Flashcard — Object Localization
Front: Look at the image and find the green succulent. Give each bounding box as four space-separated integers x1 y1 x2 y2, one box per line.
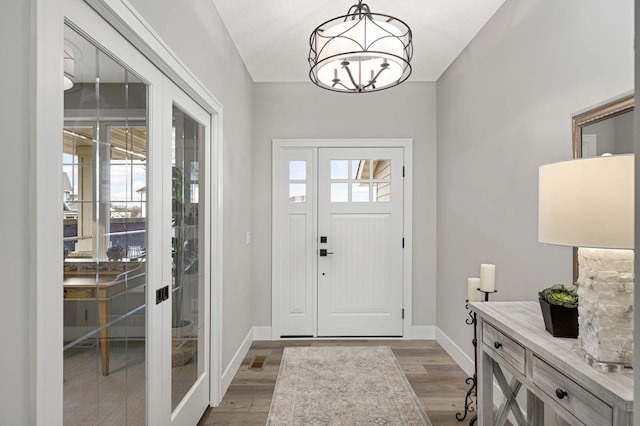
538 284 578 308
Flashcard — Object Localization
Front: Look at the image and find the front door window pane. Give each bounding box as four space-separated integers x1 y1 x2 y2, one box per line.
290 184 306 203
331 183 348 202
289 161 306 180
352 183 370 202
330 160 349 179
352 159 370 179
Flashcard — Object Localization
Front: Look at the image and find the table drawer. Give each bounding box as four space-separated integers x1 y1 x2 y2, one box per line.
532 355 612 426
482 322 525 375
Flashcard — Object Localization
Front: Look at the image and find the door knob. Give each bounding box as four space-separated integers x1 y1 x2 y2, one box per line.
319 249 334 257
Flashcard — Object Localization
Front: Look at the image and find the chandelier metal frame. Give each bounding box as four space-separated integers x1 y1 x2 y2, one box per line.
308 1 413 93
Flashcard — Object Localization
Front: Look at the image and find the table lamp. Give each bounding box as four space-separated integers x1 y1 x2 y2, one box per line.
538 154 634 371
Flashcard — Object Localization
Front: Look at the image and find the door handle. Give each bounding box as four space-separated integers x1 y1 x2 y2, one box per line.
319 249 334 257
156 286 169 304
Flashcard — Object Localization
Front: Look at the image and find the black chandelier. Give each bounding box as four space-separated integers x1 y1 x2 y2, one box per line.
308 1 413 93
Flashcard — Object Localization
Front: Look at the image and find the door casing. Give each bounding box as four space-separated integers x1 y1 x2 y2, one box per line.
271 139 413 339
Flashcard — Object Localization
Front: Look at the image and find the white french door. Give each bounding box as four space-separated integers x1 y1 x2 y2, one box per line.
60 1 212 424
163 79 211 425
273 141 409 338
317 148 404 336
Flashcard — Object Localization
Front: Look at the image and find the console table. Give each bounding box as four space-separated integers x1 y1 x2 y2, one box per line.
470 301 633 426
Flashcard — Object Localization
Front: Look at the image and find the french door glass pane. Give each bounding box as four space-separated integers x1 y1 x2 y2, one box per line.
171 106 205 410
63 25 147 425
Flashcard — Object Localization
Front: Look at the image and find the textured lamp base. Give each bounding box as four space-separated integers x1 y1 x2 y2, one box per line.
583 351 632 373
577 248 634 369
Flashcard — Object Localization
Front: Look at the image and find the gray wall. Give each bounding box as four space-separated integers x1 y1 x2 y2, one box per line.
436 0 633 362
128 0 255 369
0 1 31 424
252 82 437 327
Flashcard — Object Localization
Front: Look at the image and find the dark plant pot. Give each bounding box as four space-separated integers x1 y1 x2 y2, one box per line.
539 298 578 338
107 251 123 261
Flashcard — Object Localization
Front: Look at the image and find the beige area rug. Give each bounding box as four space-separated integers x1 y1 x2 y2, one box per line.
267 346 432 425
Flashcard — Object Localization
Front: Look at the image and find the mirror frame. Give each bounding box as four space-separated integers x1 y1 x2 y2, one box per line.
570 93 634 281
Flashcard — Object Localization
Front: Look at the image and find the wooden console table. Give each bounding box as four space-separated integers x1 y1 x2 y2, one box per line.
470 301 633 426
64 260 143 376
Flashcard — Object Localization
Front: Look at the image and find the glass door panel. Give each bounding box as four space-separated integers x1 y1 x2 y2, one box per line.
63 24 148 425
171 106 205 411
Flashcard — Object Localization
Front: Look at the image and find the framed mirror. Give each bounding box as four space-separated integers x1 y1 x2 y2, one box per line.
571 93 634 281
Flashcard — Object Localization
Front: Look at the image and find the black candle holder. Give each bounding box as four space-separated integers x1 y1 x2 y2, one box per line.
455 290 496 425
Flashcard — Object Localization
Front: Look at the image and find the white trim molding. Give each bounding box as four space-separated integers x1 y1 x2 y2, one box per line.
255 326 435 342
221 328 254 397
32 0 65 423
253 326 273 341
411 326 436 340
435 327 474 376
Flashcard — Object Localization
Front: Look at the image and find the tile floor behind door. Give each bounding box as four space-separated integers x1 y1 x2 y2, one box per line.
199 340 472 426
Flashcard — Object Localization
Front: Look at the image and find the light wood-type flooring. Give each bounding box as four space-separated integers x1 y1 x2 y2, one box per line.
199 340 473 426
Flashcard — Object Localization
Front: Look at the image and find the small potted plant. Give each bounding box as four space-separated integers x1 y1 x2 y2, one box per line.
106 244 125 261
538 284 579 338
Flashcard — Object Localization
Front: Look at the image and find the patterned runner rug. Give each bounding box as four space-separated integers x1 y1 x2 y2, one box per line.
266 346 432 425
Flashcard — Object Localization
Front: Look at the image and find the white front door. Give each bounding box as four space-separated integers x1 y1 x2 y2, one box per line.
273 142 407 338
317 148 404 336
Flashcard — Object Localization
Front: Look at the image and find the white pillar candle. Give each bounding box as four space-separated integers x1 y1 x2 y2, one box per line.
479 264 496 292
467 278 481 302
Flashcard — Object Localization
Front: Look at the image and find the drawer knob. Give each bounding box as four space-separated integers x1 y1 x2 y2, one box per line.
555 388 568 399
494 341 502 349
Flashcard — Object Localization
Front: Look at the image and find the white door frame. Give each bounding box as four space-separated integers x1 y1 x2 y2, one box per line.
271 139 413 340
32 0 224 423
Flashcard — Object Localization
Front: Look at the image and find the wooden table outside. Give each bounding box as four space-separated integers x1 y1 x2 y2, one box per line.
63 260 143 376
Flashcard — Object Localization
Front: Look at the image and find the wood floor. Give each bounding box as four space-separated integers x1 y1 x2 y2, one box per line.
199 340 473 426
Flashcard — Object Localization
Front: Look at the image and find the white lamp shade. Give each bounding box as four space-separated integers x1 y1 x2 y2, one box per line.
538 154 634 249
315 18 406 87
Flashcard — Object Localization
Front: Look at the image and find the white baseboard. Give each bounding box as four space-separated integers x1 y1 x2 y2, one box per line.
221 327 253 395
435 327 474 376
411 325 436 339
252 325 435 340
253 326 272 340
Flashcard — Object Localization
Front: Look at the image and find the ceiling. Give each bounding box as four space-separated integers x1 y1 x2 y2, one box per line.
210 0 506 83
